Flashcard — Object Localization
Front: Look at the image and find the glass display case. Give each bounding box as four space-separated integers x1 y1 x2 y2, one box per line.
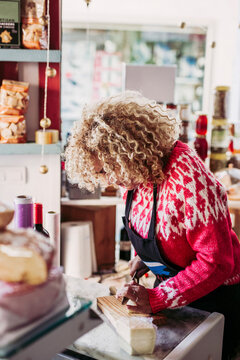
61 25 207 143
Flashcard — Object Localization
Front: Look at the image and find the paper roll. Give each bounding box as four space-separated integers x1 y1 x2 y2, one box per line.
45 211 60 266
61 221 97 278
35 129 59 144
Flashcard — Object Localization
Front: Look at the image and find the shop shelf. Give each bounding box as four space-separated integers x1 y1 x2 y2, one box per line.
176 77 203 86
0 142 62 155
0 49 61 63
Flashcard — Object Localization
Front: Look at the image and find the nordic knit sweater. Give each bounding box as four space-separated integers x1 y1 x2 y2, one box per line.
123 141 240 314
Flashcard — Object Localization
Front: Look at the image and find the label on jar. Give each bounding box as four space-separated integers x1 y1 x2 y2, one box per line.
211 128 229 148
120 241 131 251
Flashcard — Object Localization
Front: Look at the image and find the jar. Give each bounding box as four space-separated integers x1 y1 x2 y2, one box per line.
179 104 191 121
166 103 178 118
196 114 208 136
210 119 229 153
213 86 230 119
210 153 227 173
194 135 208 161
179 121 189 143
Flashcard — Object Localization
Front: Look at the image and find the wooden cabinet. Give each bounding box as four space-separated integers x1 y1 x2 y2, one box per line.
61 204 116 271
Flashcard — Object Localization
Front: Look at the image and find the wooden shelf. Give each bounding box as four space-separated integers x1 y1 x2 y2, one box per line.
0 142 62 155
0 49 61 63
61 196 124 206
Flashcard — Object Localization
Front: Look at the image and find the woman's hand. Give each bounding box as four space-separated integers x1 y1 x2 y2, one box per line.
129 255 149 279
116 280 152 314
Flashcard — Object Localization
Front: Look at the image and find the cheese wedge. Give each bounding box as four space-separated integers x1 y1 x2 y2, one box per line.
97 296 157 355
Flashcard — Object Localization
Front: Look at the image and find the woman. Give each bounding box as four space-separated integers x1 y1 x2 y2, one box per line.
65 91 240 359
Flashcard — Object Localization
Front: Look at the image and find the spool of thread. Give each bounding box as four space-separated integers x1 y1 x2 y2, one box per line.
35 129 59 144
45 211 60 266
14 195 33 229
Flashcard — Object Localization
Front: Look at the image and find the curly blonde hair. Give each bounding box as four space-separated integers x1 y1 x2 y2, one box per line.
65 91 180 191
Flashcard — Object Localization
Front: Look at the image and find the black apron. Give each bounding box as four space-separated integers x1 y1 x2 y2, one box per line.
122 184 240 360
122 184 182 282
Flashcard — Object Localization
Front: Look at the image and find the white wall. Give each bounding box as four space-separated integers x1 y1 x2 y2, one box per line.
62 0 240 120
0 154 61 227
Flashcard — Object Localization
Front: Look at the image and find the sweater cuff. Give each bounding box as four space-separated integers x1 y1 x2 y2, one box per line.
147 287 167 313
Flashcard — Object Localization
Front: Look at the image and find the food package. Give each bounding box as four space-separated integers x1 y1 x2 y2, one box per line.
21 0 47 49
0 227 68 335
0 115 26 143
0 80 29 115
0 0 21 48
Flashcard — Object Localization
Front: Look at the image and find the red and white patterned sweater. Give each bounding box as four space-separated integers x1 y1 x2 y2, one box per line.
123 141 240 313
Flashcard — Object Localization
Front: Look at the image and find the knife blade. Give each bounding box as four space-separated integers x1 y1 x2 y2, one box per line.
121 270 139 305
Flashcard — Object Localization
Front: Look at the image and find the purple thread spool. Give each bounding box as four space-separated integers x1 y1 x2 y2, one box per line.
14 195 33 229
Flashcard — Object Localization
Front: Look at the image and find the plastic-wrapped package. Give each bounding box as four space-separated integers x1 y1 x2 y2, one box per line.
0 80 29 115
21 0 47 50
0 115 26 143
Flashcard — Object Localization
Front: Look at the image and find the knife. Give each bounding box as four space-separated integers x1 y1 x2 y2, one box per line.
121 270 139 305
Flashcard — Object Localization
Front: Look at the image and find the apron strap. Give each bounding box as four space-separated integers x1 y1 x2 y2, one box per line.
125 184 158 240
125 189 134 221
147 184 158 240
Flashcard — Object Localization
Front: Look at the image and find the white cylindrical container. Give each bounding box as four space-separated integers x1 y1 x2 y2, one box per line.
61 221 94 279
45 211 60 266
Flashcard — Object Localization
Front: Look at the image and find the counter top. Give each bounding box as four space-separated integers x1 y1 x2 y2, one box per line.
61 197 124 206
65 277 224 360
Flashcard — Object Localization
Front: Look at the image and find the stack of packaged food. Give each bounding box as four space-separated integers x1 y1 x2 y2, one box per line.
0 80 29 143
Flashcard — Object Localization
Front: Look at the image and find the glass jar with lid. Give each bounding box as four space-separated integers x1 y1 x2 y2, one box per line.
210 153 227 173
210 119 229 153
213 86 230 119
179 104 191 121
179 104 192 143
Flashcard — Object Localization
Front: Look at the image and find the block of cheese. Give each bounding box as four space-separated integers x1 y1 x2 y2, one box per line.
97 295 159 355
0 228 54 285
116 316 156 355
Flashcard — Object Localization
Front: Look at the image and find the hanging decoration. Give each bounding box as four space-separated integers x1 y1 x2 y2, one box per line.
39 0 53 175
85 0 92 6
211 41 216 49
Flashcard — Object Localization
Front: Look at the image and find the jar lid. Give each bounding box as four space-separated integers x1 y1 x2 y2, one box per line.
210 153 227 160
212 119 228 126
215 86 230 91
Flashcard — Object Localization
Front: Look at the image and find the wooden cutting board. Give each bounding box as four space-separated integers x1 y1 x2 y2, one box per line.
97 295 166 325
97 295 166 355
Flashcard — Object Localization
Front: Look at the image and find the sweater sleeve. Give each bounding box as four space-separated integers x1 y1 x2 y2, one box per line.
147 163 235 313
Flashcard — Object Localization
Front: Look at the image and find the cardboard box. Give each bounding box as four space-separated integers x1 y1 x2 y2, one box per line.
0 0 20 48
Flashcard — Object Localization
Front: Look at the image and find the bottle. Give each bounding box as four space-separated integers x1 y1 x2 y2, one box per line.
33 203 49 238
194 135 208 162
14 195 33 229
196 114 208 136
119 227 131 261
